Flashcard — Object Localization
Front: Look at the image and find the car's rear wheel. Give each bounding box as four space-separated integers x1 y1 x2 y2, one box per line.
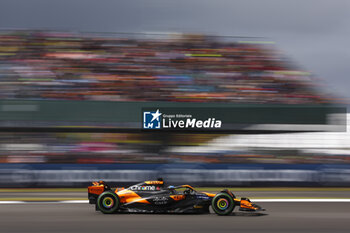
97 191 120 214
211 192 235 216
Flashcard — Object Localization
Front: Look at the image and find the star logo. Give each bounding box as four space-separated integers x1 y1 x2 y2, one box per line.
151 109 162 122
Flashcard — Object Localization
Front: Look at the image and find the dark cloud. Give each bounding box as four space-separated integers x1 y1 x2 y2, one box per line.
1 0 349 97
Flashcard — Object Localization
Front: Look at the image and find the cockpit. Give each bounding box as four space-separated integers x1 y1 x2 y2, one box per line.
167 185 197 195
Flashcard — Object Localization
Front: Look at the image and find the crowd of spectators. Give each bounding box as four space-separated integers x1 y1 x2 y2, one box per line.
0 30 330 104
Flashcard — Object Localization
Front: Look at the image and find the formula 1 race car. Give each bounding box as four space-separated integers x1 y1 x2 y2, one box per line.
88 179 264 215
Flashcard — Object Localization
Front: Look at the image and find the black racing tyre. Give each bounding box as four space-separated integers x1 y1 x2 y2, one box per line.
211 192 235 216
96 191 120 214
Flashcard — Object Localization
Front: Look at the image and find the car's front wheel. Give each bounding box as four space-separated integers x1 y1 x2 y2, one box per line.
96 191 120 214
211 192 235 216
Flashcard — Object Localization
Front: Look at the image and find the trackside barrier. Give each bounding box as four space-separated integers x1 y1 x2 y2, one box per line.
0 163 349 187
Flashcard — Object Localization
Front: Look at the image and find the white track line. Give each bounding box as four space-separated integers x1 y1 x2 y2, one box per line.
1 199 350 204
0 201 26 204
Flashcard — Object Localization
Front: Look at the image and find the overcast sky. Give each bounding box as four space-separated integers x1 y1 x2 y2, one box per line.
1 0 349 98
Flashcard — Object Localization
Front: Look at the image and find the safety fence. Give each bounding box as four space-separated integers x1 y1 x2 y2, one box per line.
1 163 349 187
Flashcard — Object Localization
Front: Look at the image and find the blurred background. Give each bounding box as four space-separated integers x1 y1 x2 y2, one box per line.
0 0 349 188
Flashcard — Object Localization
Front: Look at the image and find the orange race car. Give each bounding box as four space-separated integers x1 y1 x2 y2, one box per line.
88 179 264 215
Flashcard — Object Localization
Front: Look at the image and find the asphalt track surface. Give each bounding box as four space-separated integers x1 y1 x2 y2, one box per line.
0 191 350 233
1 202 350 233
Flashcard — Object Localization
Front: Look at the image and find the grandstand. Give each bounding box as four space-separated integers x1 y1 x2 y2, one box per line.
0 30 346 164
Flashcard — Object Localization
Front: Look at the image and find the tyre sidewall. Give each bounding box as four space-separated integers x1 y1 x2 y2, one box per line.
97 191 119 214
212 192 235 216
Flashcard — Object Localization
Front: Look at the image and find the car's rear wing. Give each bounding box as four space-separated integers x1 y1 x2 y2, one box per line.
88 181 124 204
